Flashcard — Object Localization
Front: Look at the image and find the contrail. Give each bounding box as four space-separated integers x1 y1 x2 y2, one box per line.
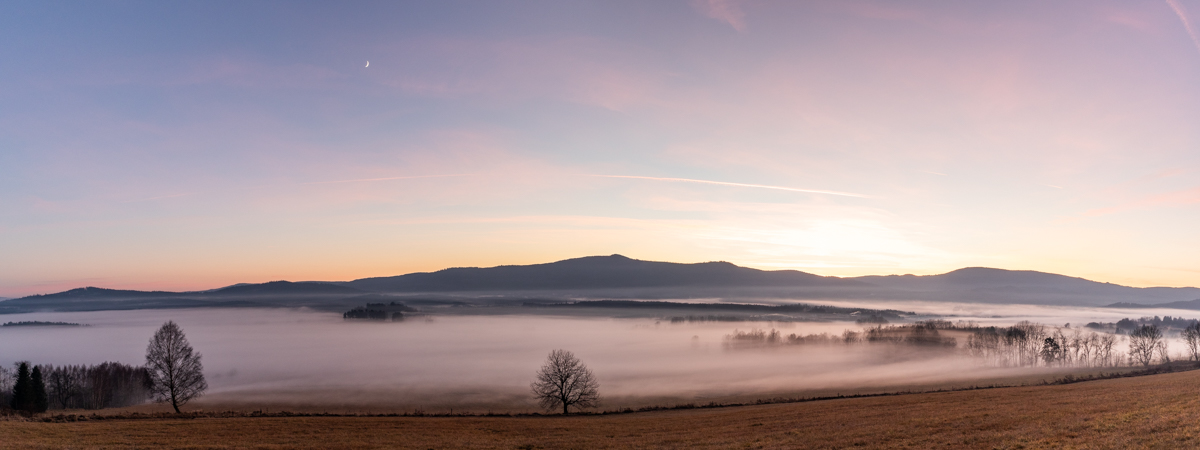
1168 0 1200 55
584 174 876 198
302 174 473 185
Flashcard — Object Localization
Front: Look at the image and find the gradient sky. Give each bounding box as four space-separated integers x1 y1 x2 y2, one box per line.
2 0 1200 297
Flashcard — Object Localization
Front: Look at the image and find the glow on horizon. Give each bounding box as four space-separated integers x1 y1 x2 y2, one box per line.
1 1 1200 297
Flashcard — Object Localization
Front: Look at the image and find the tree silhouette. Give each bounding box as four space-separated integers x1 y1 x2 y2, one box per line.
531 349 599 415
31 366 48 412
1183 322 1200 362
1128 324 1163 367
1040 337 1062 365
145 321 207 413
10 362 33 412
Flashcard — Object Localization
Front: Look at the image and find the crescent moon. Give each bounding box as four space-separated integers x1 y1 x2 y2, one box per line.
365 61 369 68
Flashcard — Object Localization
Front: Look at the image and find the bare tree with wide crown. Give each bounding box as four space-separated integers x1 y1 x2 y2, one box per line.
531 349 599 415
145 321 207 413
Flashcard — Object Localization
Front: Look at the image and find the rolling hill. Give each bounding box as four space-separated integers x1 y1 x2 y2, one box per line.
0 281 368 313
344 254 861 292
2 255 1197 312
853 267 1200 306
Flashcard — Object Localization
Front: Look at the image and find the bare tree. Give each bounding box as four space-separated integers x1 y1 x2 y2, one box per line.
1156 340 1171 365
145 321 207 413
1128 324 1163 367
44 365 82 409
1040 337 1062 366
531 349 599 415
1098 334 1118 367
1183 322 1200 362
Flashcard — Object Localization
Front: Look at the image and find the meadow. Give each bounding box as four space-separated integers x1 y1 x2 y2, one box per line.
3 367 1199 449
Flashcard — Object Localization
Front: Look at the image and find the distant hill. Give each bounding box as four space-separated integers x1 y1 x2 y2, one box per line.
22 287 188 300
343 257 1200 307
344 254 861 292
209 281 365 296
4 255 1199 313
0 281 366 313
1104 299 1200 311
851 267 1200 306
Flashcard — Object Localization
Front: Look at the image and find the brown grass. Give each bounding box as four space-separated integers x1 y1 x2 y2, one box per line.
5 368 1200 449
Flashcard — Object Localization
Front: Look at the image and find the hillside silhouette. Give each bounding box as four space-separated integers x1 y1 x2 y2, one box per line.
3 255 1197 312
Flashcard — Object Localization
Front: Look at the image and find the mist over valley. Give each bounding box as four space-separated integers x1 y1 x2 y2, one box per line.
3 296 1199 413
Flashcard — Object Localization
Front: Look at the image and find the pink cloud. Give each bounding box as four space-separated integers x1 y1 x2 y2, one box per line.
1103 9 1155 32
690 0 747 32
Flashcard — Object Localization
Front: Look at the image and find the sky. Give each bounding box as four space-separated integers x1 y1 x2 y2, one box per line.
1 0 1199 297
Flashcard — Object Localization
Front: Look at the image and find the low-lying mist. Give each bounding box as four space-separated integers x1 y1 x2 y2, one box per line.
0 301 1195 413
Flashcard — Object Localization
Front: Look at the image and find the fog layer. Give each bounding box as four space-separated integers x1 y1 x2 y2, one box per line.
1 303 1192 412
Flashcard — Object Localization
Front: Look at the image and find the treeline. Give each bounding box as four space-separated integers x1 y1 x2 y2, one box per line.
1 321 84 327
2 321 206 415
726 322 957 348
725 320 1190 369
343 302 413 321
0 362 151 412
966 322 1121 367
1085 316 1199 334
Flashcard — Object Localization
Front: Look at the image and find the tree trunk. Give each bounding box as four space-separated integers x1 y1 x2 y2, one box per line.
563 399 569 415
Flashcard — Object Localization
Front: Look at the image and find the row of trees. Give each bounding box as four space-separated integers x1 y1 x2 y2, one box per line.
43 362 153 410
1 362 152 412
7 363 48 412
545 321 1200 414
727 323 957 348
722 320 1193 369
3 320 207 414
966 322 1122 368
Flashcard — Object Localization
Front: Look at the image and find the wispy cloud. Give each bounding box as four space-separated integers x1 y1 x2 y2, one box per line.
584 174 876 199
1167 0 1200 55
691 0 747 32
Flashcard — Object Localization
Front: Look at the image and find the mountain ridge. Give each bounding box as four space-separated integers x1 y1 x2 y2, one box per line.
4 255 1198 312
344 254 863 293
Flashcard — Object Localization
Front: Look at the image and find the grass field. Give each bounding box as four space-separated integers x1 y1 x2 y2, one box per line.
4 368 1200 449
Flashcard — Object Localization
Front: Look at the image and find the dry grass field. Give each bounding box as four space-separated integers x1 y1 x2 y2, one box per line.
4 369 1200 449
